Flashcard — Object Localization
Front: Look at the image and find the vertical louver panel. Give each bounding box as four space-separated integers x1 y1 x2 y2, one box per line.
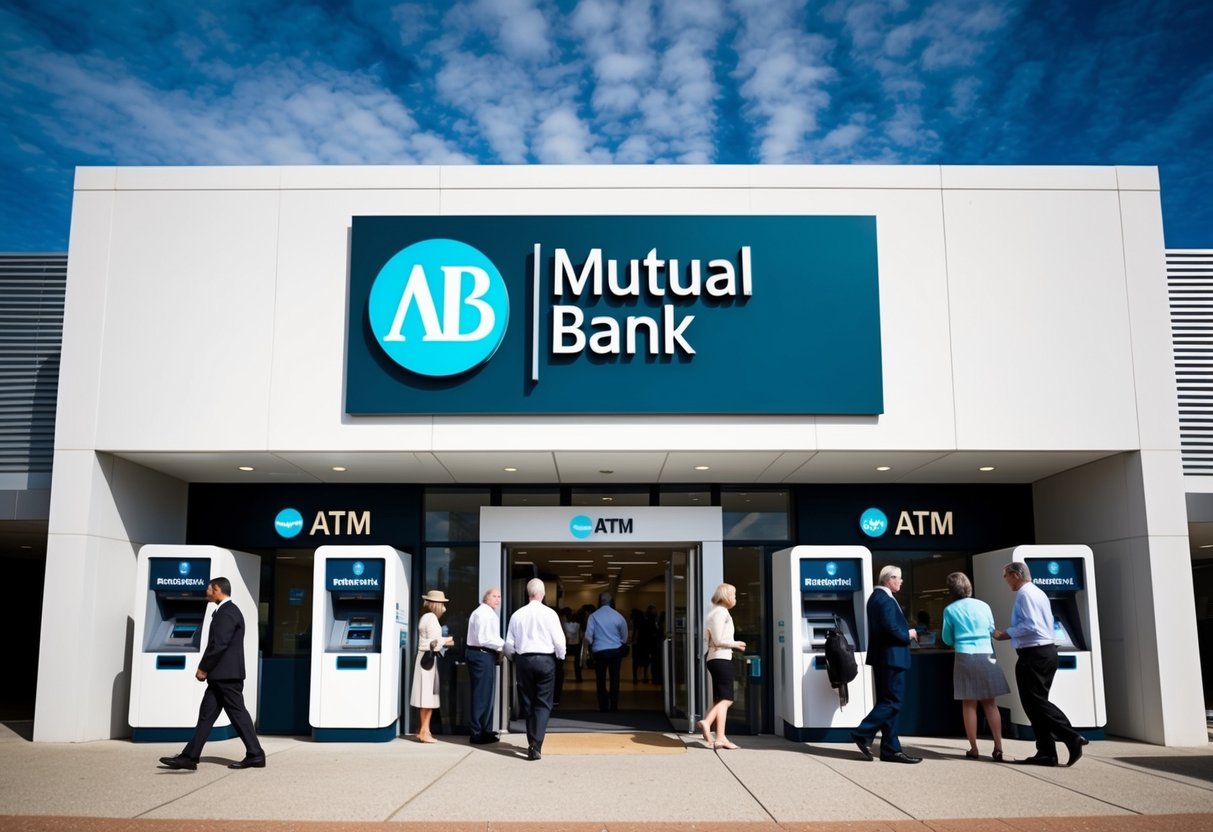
0 254 66 474
1168 249 1213 475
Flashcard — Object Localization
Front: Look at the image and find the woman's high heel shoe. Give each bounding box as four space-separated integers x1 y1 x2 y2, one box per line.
992 749 1004 761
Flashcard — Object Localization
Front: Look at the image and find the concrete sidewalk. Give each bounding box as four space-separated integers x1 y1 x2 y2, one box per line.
0 720 1210 831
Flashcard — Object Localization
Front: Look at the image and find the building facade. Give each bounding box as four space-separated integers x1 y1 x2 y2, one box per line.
32 165 1207 745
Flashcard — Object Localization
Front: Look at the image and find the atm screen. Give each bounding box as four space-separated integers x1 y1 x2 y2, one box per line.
171 625 199 638
1053 617 1079 651
348 629 372 641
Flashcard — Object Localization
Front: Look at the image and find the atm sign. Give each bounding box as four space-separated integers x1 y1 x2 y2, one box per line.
148 558 210 591
1025 557 1083 591
800 559 861 591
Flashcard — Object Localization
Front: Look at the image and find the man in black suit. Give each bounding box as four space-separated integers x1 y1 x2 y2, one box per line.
851 565 921 763
159 577 265 771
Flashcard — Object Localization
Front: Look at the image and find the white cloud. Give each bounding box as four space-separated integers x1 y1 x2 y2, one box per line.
534 106 609 162
9 47 472 166
466 0 553 61
730 0 835 162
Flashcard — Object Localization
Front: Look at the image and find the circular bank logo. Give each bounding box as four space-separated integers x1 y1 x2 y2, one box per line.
368 238 510 378
859 507 888 538
353 561 365 577
1048 561 1060 576
826 561 838 576
178 561 191 576
275 508 304 539
570 515 594 540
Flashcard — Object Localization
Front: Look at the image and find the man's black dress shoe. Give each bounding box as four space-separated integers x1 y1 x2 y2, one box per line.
880 751 922 764
850 733 873 761
527 745 542 761
1018 754 1058 766
482 732 500 744
470 732 501 745
1064 736 1089 767
159 755 197 771
228 756 266 769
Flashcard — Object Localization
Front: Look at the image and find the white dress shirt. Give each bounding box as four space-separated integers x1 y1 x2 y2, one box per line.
504 600 566 659
1006 580 1056 649
467 602 504 651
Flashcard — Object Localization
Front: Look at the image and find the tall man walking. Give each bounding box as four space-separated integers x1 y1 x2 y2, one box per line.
504 578 565 761
585 591 629 713
852 565 920 763
466 586 504 745
993 561 1088 766
159 577 265 771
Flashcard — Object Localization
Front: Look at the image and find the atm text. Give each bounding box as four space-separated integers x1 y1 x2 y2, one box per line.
310 510 371 536
893 511 953 536
595 518 633 534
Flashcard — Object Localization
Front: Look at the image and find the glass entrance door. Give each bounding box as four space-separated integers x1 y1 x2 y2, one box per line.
664 546 702 732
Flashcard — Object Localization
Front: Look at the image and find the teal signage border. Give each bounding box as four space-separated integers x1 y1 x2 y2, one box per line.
346 215 883 415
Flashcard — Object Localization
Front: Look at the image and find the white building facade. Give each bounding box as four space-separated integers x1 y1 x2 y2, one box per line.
35 165 1206 746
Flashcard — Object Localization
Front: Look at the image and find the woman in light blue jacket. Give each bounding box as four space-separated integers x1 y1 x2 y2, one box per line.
941 572 1010 761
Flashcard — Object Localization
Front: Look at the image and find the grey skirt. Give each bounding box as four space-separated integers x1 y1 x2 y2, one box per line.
953 652 1011 700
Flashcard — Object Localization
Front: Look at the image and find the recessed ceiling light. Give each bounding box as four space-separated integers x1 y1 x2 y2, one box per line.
1200 544 1213 549
331 466 347 472
979 466 995 472
694 465 710 471
876 466 891 472
599 469 614 474
238 466 254 472
504 467 518 472
602 496 614 502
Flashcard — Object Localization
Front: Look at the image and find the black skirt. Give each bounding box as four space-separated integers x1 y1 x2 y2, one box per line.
707 658 735 702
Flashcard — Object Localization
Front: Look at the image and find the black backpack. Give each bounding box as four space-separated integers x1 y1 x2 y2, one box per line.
823 617 858 708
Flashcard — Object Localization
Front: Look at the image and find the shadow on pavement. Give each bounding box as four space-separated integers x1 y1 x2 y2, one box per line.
0 720 33 742
1117 755 1213 784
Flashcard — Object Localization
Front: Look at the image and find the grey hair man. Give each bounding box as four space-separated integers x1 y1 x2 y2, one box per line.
851 565 920 763
466 586 504 745
504 578 565 760
993 561 1088 766
585 590 629 713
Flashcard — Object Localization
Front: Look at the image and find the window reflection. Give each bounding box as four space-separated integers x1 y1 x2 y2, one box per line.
868 551 971 650
722 489 790 541
424 489 489 541
270 549 314 657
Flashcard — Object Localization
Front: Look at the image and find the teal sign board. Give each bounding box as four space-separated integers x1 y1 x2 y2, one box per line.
346 215 882 414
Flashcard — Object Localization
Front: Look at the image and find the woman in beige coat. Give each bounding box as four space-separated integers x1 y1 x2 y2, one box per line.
410 590 454 743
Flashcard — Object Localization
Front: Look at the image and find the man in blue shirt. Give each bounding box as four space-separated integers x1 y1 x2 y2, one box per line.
585 591 629 712
993 561 1088 766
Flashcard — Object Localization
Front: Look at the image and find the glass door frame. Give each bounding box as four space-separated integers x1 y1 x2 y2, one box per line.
479 506 724 736
664 545 703 733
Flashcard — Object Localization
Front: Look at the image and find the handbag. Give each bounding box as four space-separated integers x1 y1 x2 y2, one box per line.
420 649 436 670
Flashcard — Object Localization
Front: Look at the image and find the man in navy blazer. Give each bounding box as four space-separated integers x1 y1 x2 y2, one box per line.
851 565 921 763
160 577 265 771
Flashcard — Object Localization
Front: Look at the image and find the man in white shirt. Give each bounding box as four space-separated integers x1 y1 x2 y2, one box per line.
993 561 1088 767
466 586 504 745
504 578 566 760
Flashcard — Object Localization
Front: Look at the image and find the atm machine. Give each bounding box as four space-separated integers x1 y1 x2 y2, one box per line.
309 546 411 741
129 545 261 742
773 546 873 741
973 545 1106 738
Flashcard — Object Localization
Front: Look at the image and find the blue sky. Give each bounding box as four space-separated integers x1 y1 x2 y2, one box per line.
1 0 1209 251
